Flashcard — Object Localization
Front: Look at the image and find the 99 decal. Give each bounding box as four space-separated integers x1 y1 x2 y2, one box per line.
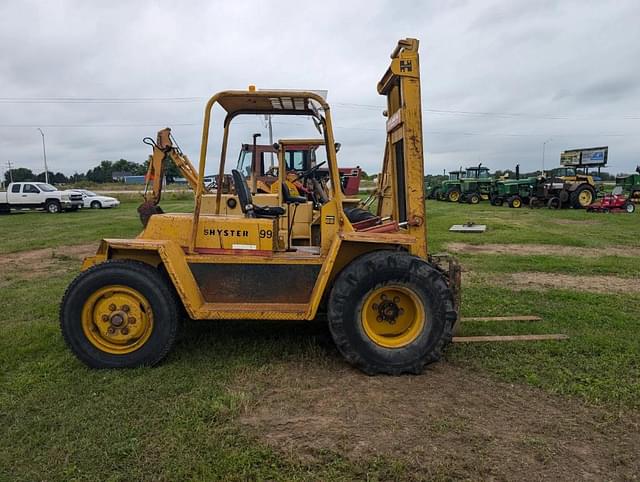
259 229 273 239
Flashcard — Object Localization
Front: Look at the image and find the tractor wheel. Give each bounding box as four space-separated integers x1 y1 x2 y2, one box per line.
328 250 456 375
344 207 376 223
468 193 480 204
447 189 461 202
624 202 635 213
60 260 180 368
494 197 504 207
508 196 522 208
571 185 596 209
547 197 561 209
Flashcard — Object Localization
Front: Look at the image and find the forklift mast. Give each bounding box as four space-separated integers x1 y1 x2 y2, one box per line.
376 38 427 257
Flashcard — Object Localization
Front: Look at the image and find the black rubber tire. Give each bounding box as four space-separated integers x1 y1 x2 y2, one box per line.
327 250 456 375
508 196 522 208
494 197 504 207
60 260 180 368
0 203 10 214
547 197 561 209
91 200 101 209
625 202 635 213
45 200 61 213
447 189 461 202
570 185 596 209
344 207 376 223
468 193 480 204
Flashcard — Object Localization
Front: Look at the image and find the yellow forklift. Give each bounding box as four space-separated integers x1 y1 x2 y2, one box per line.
60 38 460 375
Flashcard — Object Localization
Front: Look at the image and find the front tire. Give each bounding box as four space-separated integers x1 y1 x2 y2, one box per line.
625 202 635 213
91 200 102 209
328 251 456 375
45 200 61 213
60 260 180 368
508 195 522 208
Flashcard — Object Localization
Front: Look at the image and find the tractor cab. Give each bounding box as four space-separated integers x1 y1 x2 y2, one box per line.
465 166 491 179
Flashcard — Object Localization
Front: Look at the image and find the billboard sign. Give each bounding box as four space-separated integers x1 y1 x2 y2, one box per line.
560 147 608 167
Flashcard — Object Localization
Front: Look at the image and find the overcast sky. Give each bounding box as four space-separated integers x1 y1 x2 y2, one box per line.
1 0 638 179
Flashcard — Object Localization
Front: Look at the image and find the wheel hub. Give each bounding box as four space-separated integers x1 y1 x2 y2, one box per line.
81 285 154 354
361 286 426 349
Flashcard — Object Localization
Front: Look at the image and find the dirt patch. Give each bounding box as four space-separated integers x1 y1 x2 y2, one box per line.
501 272 640 294
0 244 96 286
446 242 640 258
237 362 639 480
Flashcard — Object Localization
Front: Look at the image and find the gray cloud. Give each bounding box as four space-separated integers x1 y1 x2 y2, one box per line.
0 0 638 179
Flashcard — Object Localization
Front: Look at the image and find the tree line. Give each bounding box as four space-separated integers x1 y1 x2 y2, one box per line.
3 158 181 185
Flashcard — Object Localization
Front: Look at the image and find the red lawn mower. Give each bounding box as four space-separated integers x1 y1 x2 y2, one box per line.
587 186 635 213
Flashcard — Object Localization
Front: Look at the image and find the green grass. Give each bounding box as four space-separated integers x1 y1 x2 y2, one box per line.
1 199 639 480
0 199 192 254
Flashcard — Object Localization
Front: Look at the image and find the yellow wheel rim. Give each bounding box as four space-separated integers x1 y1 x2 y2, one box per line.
578 190 593 206
449 191 459 202
361 286 425 349
81 285 154 355
513 198 521 208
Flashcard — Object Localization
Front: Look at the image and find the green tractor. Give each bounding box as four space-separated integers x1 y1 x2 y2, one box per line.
459 164 493 204
438 169 466 202
616 166 640 204
490 165 538 208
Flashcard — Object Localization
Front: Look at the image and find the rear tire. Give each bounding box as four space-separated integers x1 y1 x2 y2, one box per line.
328 251 456 375
60 260 180 368
571 185 596 209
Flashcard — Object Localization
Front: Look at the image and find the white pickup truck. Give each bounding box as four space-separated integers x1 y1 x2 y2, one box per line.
0 182 84 214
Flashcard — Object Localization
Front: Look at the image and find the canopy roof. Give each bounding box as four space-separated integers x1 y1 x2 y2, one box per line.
213 89 328 118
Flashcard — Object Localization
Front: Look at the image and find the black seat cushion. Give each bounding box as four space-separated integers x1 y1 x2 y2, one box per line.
231 169 285 218
282 182 307 204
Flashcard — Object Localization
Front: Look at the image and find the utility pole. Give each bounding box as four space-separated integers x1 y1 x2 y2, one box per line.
37 128 49 184
264 114 274 168
6 160 14 183
542 138 552 174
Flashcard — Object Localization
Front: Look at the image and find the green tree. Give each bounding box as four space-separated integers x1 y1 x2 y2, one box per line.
4 167 34 184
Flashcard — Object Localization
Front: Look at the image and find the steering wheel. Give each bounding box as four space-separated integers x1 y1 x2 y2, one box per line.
294 161 326 182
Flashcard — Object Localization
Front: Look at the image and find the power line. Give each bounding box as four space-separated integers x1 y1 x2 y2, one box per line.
0 96 638 120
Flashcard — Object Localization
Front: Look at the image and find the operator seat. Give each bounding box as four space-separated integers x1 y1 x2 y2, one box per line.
231 169 285 218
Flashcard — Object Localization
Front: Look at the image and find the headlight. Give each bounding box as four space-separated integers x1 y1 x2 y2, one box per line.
61 194 70 200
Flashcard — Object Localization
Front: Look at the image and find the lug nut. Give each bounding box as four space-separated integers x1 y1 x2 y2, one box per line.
101 314 109 322
372 303 378 310
107 326 116 334
122 305 130 313
121 327 129 335
393 296 400 303
376 316 383 322
128 317 136 324
108 304 117 312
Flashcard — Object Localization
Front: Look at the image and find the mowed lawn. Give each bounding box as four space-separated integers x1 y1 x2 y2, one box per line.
0 199 639 480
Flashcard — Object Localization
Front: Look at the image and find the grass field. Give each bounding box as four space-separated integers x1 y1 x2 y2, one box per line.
1 200 638 480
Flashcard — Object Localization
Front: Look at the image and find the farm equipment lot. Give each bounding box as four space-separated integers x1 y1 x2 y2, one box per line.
1 200 638 480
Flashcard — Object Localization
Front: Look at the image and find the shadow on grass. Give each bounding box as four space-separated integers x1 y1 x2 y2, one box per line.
171 318 343 368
